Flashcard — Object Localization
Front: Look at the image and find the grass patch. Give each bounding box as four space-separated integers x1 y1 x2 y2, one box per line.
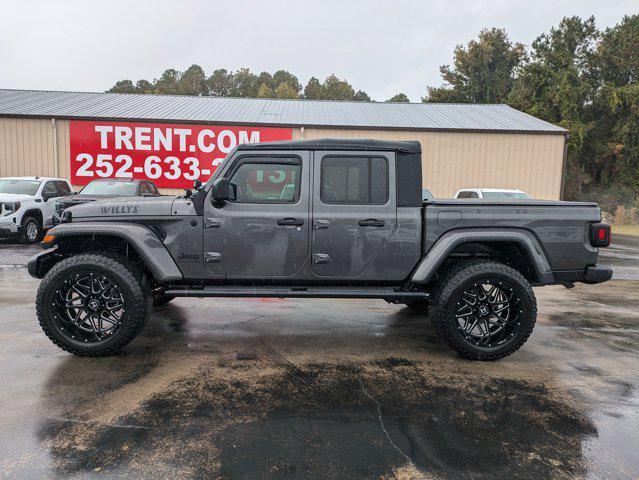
612 224 639 237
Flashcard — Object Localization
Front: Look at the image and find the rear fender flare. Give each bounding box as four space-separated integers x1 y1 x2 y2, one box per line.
411 229 554 284
43 222 183 282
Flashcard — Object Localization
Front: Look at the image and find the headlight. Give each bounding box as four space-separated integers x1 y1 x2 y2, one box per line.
1 202 20 216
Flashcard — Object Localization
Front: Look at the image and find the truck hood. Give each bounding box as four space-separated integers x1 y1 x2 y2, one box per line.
0 193 32 203
67 196 179 219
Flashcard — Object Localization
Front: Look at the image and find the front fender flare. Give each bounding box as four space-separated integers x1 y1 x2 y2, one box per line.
411 229 554 284
43 222 183 282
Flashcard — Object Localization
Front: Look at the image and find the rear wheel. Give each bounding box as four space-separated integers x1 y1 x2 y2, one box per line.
431 260 536 361
36 253 151 356
21 216 41 244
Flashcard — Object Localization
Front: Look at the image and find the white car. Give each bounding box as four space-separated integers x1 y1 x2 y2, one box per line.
454 188 533 200
0 177 73 243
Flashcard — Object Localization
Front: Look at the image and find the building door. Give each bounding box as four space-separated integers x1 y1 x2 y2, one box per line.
203 152 310 278
311 151 397 277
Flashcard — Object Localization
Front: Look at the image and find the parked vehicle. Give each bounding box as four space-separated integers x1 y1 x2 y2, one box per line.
53 179 160 223
454 188 532 199
422 188 435 201
0 176 72 243
29 139 612 360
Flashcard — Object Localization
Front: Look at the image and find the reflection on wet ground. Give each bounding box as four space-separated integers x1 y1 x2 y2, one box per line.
1 267 637 479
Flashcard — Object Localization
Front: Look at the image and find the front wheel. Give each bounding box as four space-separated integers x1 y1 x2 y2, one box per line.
21 216 41 244
431 260 537 361
36 253 151 356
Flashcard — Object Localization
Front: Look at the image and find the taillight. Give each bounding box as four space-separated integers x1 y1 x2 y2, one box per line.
590 223 611 247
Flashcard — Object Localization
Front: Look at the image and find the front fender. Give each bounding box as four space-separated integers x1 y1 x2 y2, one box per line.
39 222 183 282
411 229 554 284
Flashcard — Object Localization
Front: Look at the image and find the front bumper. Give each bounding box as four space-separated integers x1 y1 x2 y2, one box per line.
0 220 20 237
27 245 59 278
552 265 613 285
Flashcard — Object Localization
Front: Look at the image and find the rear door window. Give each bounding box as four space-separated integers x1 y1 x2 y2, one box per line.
320 156 388 204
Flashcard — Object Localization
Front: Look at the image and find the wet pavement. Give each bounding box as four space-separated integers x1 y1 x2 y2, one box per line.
0 237 638 479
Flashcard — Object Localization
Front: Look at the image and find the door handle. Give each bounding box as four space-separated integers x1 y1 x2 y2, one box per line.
314 219 330 230
358 218 385 227
277 218 304 227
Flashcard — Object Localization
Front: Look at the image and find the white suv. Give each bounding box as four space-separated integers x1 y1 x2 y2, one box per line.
0 177 73 243
453 188 532 200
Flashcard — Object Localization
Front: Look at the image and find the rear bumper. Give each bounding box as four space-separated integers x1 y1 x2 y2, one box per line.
552 265 613 285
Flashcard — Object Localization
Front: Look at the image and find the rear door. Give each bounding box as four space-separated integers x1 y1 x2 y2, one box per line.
311 151 397 277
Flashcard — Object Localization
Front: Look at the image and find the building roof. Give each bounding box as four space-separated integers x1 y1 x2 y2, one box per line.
0 89 567 134
238 138 421 154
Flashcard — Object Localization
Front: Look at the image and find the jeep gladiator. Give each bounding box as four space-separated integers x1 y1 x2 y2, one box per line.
28 139 613 360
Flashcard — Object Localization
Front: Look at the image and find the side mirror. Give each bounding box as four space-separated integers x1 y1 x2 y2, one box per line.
211 177 231 203
42 193 56 202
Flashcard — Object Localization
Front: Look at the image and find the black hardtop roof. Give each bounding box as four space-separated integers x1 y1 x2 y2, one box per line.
236 138 421 154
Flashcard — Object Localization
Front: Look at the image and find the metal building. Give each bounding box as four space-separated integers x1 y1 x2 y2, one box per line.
0 89 568 198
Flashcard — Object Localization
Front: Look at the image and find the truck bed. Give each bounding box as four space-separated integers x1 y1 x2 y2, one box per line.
423 199 602 272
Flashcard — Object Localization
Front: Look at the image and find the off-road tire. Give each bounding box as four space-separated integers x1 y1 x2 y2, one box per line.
21 216 41 244
153 291 175 307
36 253 151 356
431 260 536 361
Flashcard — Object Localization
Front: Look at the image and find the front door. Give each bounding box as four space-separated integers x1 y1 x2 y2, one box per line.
203 151 310 278
311 151 397 277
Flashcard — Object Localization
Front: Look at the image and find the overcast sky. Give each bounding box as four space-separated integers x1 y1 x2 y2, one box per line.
0 0 636 102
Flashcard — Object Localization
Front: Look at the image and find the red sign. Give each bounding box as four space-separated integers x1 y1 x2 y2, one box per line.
69 121 293 189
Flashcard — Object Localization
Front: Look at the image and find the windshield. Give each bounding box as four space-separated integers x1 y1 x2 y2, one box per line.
0 179 41 195
80 181 138 196
482 191 532 199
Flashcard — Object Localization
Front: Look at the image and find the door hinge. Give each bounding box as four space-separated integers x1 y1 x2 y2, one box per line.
313 253 330 264
205 252 222 263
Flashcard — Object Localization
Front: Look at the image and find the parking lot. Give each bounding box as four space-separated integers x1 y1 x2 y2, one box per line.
0 236 637 479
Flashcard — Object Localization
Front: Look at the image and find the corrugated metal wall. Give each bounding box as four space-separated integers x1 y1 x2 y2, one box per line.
0 118 565 200
299 128 565 200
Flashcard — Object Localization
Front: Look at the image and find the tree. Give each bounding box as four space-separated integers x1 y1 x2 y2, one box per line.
275 82 298 99
586 15 639 192
135 79 153 94
353 90 371 101
207 69 231 96
153 69 181 95
107 80 137 93
387 93 410 102
424 28 525 103
322 74 355 100
508 16 599 197
228 68 258 97
178 64 208 95
303 77 323 99
256 82 275 98
272 70 302 94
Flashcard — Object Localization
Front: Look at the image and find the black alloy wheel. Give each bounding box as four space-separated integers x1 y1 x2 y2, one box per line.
52 273 125 343
454 280 521 348
431 260 536 361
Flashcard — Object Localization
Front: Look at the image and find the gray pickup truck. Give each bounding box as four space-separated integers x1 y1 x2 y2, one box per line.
28 139 612 360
